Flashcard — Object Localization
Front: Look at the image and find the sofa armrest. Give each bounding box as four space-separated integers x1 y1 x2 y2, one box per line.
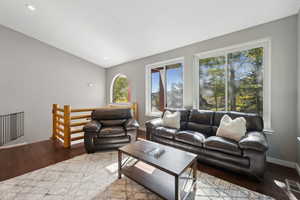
145 118 163 140
239 131 268 152
125 119 140 129
83 120 101 132
145 118 163 128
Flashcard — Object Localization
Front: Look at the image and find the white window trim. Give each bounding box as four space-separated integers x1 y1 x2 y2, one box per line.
145 57 185 117
193 38 273 131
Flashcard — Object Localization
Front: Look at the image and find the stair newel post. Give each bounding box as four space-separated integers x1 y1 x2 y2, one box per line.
52 104 58 140
63 105 71 148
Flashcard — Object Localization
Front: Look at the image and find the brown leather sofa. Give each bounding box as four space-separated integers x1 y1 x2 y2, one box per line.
83 108 139 153
146 109 268 180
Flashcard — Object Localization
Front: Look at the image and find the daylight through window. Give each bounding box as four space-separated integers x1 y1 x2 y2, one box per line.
146 58 184 115
111 74 130 103
197 46 264 116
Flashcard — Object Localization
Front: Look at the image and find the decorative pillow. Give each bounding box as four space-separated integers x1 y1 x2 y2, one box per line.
216 115 246 141
161 111 180 129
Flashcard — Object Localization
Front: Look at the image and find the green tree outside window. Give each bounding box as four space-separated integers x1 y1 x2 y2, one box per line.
112 75 130 103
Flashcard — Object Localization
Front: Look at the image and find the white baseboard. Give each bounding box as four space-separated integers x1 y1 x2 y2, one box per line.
267 156 297 169
0 142 27 149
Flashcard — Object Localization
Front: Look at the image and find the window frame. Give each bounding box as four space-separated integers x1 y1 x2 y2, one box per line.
145 57 185 117
110 73 130 103
193 38 272 129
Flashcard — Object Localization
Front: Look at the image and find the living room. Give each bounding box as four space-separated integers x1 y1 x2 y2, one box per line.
0 0 300 199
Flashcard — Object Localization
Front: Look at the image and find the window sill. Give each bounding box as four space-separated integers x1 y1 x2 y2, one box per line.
263 128 274 135
145 112 162 118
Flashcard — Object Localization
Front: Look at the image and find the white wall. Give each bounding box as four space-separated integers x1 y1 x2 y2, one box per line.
0 25 106 144
106 15 298 163
297 10 300 165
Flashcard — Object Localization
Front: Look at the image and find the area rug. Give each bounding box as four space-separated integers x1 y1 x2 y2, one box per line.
0 151 273 200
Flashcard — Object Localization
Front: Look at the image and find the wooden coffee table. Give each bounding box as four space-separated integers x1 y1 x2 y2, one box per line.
118 140 198 200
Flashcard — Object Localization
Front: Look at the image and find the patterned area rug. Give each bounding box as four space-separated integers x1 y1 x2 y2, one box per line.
0 151 273 200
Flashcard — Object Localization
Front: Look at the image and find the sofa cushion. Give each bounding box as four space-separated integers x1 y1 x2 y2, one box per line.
189 109 214 125
213 111 263 132
204 136 242 156
175 130 207 147
155 127 177 139
186 122 212 136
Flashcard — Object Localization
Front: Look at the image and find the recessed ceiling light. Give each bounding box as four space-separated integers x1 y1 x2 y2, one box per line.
26 4 36 11
103 57 110 60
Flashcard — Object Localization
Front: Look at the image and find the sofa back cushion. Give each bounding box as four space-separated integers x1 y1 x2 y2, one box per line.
92 108 132 121
213 111 263 132
186 109 214 136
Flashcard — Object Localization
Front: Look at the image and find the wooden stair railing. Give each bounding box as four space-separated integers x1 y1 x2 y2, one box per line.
52 103 138 148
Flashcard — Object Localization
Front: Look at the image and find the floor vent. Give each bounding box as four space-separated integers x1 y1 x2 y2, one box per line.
0 112 24 146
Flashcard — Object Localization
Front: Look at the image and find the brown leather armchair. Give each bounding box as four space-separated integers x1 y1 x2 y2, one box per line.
83 108 139 153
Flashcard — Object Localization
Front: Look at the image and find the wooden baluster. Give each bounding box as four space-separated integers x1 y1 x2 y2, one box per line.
63 105 71 148
52 104 58 140
134 103 138 121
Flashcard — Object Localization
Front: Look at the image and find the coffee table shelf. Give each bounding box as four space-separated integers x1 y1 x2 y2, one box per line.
122 163 175 199
118 140 198 200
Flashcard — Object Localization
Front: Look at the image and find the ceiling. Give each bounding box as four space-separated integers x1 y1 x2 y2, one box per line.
0 0 299 68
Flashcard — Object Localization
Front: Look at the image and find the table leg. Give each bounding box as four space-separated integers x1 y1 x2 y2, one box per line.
118 150 122 179
193 161 197 191
175 175 180 200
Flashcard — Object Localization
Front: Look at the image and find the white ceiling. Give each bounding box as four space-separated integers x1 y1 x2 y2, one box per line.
0 0 299 68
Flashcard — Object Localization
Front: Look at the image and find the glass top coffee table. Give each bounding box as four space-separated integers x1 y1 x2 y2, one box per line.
118 140 198 200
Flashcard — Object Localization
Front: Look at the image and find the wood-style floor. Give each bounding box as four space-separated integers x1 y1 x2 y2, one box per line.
0 139 299 200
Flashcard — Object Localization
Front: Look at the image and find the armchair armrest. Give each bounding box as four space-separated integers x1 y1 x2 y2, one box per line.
239 131 268 152
145 118 163 129
83 120 101 132
125 119 140 129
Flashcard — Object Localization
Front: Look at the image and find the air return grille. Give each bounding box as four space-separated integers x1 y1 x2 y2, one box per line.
0 112 24 146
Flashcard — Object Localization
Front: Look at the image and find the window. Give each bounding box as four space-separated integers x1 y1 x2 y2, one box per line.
110 74 131 103
194 39 271 128
146 58 184 116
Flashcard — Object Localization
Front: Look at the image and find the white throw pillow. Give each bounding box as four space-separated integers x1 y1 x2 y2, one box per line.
161 111 180 129
216 114 246 141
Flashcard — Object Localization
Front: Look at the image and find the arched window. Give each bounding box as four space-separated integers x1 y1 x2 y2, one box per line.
111 74 131 103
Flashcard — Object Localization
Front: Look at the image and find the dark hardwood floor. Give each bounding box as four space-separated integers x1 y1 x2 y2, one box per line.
0 139 299 200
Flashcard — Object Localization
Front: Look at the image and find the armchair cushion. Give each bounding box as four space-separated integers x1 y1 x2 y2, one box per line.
83 120 101 132
239 131 268 152
100 126 126 136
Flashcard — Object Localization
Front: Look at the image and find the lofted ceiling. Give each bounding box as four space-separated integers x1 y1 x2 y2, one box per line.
0 0 299 68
